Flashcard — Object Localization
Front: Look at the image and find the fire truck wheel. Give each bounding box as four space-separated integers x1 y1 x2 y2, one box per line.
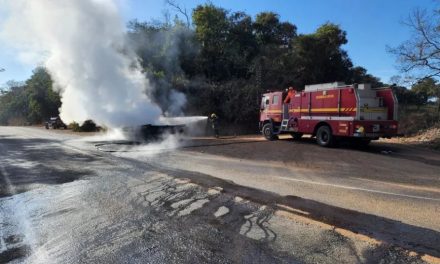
316 125 334 147
290 132 303 140
262 123 276 141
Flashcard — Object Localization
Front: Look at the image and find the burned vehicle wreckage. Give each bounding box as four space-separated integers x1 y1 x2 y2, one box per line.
122 124 186 142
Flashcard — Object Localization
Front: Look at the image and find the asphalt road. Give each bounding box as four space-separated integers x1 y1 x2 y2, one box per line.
0 127 439 264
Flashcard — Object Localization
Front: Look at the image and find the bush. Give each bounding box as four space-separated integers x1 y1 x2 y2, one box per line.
399 105 440 135
68 120 98 132
80 120 98 132
68 122 81 132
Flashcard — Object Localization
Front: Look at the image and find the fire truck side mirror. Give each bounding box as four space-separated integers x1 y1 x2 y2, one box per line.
265 99 270 105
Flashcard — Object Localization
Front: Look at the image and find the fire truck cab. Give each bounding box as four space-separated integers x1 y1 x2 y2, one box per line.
259 82 399 147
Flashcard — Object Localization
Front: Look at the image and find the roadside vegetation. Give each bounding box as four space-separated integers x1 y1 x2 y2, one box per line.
0 68 60 126
0 3 439 141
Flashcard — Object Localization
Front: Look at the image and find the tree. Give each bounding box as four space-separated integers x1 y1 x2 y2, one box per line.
25 67 60 123
165 0 190 28
251 12 297 90
348 66 384 87
392 85 425 108
291 23 352 87
0 82 28 125
389 8 440 79
225 12 258 79
412 78 438 101
411 77 440 113
254 12 296 47
0 67 60 125
192 4 230 81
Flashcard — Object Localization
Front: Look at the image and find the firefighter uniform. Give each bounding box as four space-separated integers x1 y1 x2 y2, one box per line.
210 113 219 138
284 87 296 104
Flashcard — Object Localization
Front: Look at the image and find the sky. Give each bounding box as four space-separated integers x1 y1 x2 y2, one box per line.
0 0 438 87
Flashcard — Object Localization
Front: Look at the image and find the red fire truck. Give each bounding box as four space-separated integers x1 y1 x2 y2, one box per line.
259 82 399 147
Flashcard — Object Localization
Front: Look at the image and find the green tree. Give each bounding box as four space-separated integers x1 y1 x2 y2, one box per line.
192 4 230 81
254 12 296 46
225 12 258 79
348 66 384 87
131 4 384 132
25 67 61 123
251 12 297 90
0 67 60 125
411 77 440 113
291 23 352 87
0 82 28 125
395 86 427 107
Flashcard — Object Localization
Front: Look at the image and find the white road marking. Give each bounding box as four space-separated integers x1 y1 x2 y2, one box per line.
0 216 5 253
0 154 13 253
0 154 14 195
277 176 440 202
0 236 5 253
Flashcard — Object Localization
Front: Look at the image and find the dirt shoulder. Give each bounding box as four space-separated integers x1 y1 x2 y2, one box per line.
183 134 440 188
384 126 440 150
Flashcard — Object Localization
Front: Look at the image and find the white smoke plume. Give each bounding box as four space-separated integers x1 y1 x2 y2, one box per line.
126 19 196 117
0 0 164 128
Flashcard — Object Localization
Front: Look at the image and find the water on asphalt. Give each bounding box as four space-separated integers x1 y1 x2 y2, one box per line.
0 127 436 263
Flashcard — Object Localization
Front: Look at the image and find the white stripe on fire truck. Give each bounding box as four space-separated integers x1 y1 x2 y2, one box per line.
300 116 355 121
268 107 359 114
289 108 357 113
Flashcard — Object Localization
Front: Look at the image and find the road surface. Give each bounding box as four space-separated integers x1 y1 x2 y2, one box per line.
0 127 439 264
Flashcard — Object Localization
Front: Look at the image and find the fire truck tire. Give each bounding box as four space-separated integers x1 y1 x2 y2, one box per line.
316 125 334 147
290 132 303 140
262 123 276 141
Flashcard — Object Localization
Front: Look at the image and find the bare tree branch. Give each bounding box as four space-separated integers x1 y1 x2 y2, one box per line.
414 9 440 52
390 7 440 80
165 0 190 28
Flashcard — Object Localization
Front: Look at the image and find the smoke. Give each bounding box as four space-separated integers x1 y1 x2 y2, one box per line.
127 19 197 116
0 0 167 128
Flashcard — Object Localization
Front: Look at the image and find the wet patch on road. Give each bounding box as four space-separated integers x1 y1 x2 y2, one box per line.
0 137 98 197
128 154 439 261
0 129 437 263
0 245 31 263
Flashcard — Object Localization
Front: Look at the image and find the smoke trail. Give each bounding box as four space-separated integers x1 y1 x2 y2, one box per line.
127 19 196 117
0 0 163 128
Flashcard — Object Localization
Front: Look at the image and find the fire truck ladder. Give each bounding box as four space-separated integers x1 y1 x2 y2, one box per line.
280 104 289 132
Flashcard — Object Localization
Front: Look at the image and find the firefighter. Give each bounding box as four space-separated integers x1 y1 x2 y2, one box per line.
284 86 295 104
209 113 219 138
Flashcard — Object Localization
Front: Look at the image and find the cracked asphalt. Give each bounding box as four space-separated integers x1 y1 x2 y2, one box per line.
0 127 439 264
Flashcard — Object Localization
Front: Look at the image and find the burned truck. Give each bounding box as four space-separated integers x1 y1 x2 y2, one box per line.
122 124 185 142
